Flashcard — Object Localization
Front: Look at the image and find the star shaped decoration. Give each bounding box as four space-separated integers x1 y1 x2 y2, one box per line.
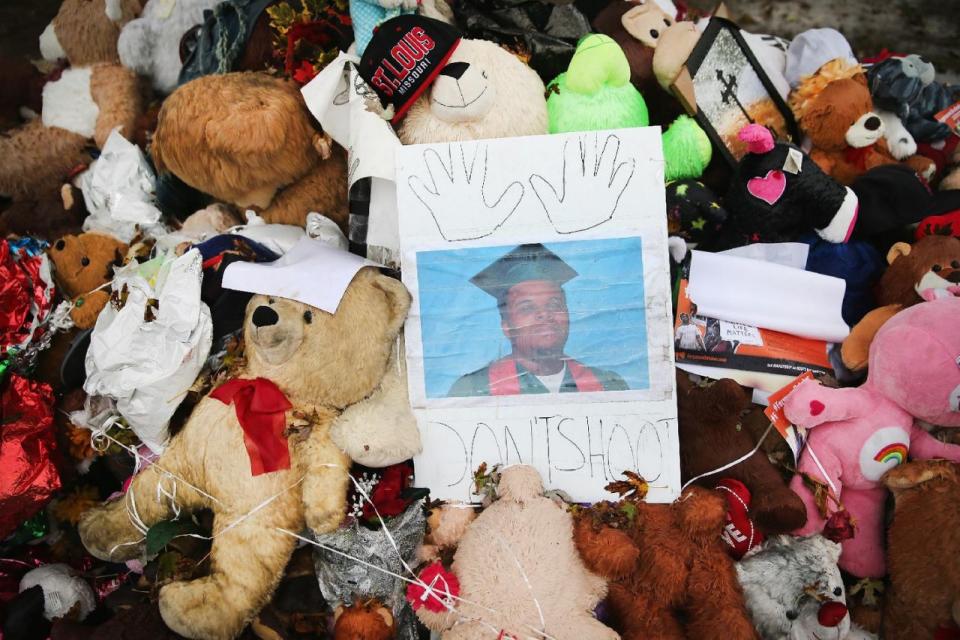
691 218 707 230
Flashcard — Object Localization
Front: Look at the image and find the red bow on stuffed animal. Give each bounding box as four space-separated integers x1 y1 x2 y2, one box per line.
211 378 292 476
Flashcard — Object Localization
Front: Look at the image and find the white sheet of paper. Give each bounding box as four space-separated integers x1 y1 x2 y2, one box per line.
221 238 380 313
720 242 809 270
397 128 680 503
688 250 849 343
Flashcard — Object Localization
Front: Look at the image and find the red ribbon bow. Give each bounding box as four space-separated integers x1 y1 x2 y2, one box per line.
210 378 293 476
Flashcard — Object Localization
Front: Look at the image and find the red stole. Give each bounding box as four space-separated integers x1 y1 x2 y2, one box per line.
844 144 876 171
488 358 603 395
211 378 292 476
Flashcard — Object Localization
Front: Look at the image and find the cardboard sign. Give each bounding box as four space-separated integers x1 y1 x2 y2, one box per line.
396 128 680 503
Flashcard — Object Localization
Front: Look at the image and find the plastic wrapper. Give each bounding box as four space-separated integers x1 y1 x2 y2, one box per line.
453 0 592 82
0 239 55 373
0 375 60 540
79 129 167 243
84 250 213 453
312 501 425 640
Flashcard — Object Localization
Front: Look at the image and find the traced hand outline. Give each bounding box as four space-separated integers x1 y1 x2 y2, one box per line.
529 133 636 234
407 144 525 241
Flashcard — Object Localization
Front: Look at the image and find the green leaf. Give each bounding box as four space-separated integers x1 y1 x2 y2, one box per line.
145 520 191 556
620 503 637 522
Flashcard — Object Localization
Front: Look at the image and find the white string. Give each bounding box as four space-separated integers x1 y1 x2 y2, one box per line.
680 422 774 493
91 440 560 639
484 526 547 636
804 443 840 497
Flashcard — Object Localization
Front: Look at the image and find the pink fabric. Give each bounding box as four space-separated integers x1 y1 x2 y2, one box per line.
784 297 960 577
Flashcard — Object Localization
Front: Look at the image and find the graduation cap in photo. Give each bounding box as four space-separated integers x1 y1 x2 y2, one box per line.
470 243 578 304
357 15 461 124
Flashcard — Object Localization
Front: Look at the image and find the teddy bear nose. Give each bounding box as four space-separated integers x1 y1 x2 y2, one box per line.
55 240 65 251
252 305 279 328
440 62 470 80
817 601 848 628
864 116 881 131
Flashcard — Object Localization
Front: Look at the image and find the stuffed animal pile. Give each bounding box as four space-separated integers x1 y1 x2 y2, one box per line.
0 1 959 639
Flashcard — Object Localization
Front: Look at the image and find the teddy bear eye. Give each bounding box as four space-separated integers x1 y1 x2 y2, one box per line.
81 256 90 267
834 586 842 596
55 240 65 251
932 264 942 272
664 18 671 25
786 610 798 620
952 261 959 269
303 310 313 324
650 29 659 39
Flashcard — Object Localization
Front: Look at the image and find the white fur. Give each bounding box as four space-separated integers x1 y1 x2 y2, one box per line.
330 339 421 467
105 0 124 22
877 110 916 160
430 59 496 123
845 112 885 148
39 22 66 61
816 187 858 243
118 0 220 93
42 68 99 138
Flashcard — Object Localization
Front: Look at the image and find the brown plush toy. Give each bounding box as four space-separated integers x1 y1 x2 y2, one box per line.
78 268 410 640
0 183 86 242
48 232 128 330
883 460 960 640
841 235 960 371
592 0 684 126
676 372 807 535
0 0 144 202
151 72 348 231
573 478 760 640
789 59 934 186
333 598 395 640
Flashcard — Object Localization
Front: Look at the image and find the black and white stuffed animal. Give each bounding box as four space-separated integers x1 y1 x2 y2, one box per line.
717 124 858 248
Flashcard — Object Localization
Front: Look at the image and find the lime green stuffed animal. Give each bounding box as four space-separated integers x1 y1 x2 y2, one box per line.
547 34 711 182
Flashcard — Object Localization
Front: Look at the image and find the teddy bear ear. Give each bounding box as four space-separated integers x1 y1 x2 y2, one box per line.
370 273 412 338
886 241 912 265
883 460 956 495
333 605 345 623
376 606 394 628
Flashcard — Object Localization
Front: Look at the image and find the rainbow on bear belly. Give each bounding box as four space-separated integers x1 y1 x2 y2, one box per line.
858 426 911 481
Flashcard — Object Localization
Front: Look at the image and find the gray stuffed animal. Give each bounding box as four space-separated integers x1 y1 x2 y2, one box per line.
736 535 876 640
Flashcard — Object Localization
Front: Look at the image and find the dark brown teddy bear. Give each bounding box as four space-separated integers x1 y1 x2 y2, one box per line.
573 477 760 640
676 371 807 535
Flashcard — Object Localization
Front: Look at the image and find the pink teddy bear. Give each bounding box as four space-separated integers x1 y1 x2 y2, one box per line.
784 296 960 578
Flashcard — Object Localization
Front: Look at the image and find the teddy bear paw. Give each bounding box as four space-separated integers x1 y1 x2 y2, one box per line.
160 578 248 640
78 503 146 562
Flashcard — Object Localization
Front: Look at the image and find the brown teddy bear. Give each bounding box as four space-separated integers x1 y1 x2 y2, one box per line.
0 184 86 242
415 465 617 640
78 267 410 640
841 234 960 371
332 598 395 640
676 372 807 535
573 477 760 640
0 0 144 202
789 59 934 186
883 460 960 640
592 0 684 127
48 232 129 329
150 72 348 231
